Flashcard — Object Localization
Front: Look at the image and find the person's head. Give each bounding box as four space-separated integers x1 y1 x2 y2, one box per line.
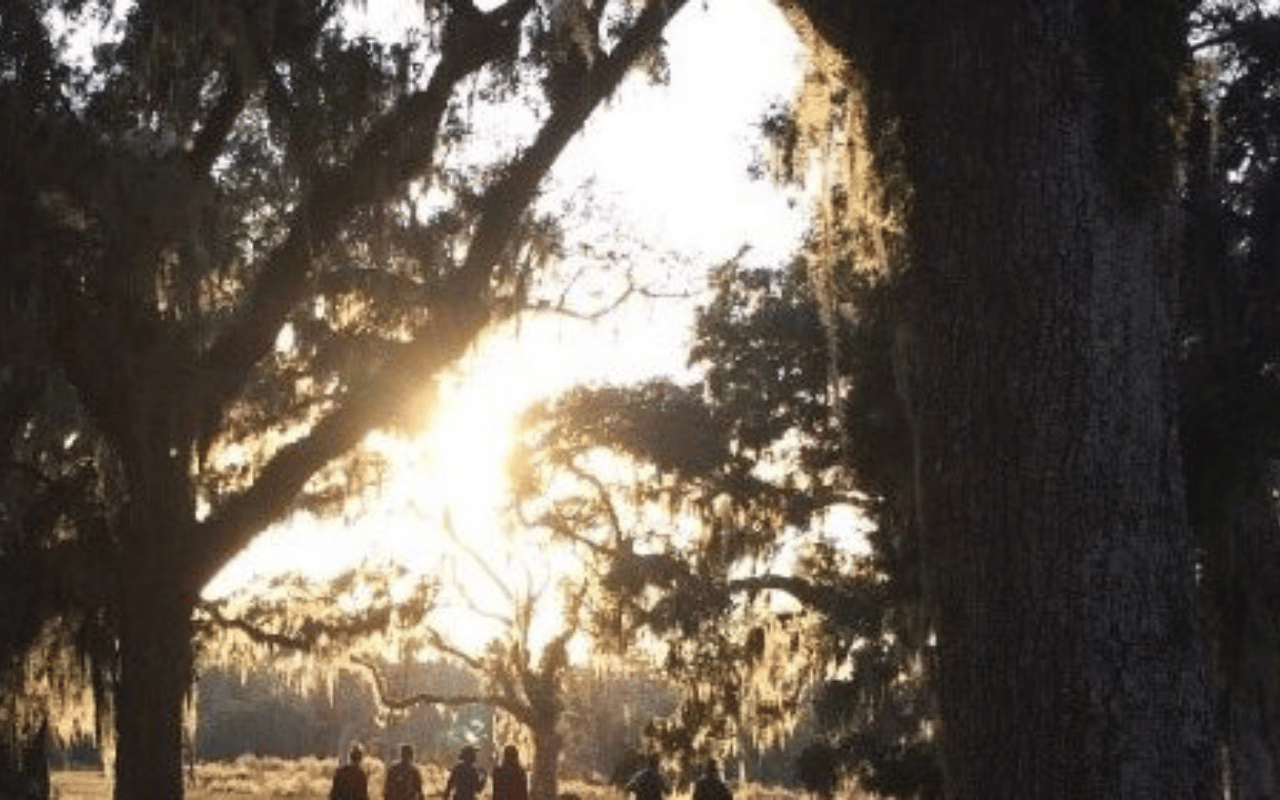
349 744 364 765
646 754 660 770
704 759 719 776
460 745 478 763
400 744 414 763
502 745 520 767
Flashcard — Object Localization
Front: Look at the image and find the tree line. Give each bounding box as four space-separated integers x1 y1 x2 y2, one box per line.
190 662 677 777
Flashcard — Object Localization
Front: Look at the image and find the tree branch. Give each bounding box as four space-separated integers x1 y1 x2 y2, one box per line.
453 0 692 294
197 3 529 436
189 0 691 591
194 597 402 653
185 55 250 177
350 654 503 713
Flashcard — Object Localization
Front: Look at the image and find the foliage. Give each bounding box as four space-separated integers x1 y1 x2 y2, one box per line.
196 566 438 668
512 254 934 796
195 662 472 765
190 661 674 787
1177 3 1280 795
0 0 691 794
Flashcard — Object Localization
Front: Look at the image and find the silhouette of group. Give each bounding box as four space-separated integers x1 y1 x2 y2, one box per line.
328 742 528 800
329 743 729 800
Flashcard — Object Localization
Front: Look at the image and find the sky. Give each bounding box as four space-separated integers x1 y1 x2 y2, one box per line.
206 0 811 651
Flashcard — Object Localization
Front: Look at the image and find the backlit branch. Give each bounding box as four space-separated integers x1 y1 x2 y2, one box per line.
195 598 401 654
453 0 692 293
192 0 690 588
197 2 530 430
185 55 250 178
566 461 628 542
351 654 503 713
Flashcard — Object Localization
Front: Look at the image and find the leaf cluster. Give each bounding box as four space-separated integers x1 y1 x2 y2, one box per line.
509 252 932 782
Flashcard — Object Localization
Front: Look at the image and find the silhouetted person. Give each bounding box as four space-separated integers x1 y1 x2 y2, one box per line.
385 743 425 800
444 745 487 800
692 760 732 800
330 744 370 800
491 745 529 800
624 755 667 800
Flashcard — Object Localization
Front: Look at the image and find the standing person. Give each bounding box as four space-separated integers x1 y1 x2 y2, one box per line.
330 744 370 800
491 745 529 800
444 745 487 800
624 755 667 800
385 743 425 800
691 760 732 800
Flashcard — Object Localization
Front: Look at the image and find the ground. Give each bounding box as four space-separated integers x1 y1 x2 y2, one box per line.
52 761 820 800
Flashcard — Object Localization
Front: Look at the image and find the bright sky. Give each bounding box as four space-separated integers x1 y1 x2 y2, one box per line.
206 0 809 653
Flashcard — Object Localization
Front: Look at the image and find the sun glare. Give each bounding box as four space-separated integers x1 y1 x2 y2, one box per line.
207 0 808 659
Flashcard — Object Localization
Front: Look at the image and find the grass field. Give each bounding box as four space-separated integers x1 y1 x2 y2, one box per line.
55 755 395 799
51 770 110 800
52 759 822 800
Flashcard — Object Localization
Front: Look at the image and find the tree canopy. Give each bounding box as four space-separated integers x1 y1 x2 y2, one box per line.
9 1 1280 798
0 1 690 796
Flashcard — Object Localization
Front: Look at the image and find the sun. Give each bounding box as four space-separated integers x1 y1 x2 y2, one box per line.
417 360 523 528
204 0 809 633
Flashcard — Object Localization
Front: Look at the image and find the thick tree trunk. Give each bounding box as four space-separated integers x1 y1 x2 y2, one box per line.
1179 94 1280 800
0 718 50 799
529 723 562 800
787 1 1218 796
111 517 196 800
895 5 1215 797
113 588 193 799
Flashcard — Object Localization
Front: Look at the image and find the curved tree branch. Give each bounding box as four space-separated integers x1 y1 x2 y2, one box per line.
197 2 531 434
351 654 504 713
189 0 691 590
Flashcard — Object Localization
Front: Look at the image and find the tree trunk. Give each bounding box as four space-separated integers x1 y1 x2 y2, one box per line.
0 718 50 800
899 5 1214 797
528 723 562 800
112 533 195 800
787 1 1217 796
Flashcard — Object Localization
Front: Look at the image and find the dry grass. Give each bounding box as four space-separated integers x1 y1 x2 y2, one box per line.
51 770 110 800
53 760 820 800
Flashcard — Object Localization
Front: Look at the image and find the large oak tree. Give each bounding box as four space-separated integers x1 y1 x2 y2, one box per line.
777 2 1217 797
0 1 688 796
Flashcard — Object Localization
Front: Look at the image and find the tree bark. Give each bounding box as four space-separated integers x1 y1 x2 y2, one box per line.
0 718 50 800
784 1 1217 797
529 724 562 800
113 571 195 800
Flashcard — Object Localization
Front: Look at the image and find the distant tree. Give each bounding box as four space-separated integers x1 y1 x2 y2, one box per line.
0 187 115 795
511 257 935 796
559 663 679 782
194 657 485 764
187 563 442 766
0 2 690 797
191 654 668 780
355 578 585 800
